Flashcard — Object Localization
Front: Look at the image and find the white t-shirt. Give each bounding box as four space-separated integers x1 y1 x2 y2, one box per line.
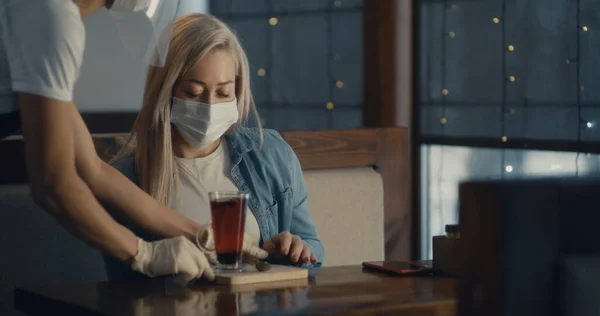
0 0 85 114
172 140 261 241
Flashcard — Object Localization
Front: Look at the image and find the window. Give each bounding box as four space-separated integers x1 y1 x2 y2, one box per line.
417 0 600 258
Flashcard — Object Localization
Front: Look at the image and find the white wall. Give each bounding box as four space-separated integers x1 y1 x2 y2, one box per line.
74 0 209 112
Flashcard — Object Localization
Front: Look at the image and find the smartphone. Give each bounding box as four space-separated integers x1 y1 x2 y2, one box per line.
362 261 433 276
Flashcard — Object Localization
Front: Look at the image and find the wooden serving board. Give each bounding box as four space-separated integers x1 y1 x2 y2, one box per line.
214 264 309 285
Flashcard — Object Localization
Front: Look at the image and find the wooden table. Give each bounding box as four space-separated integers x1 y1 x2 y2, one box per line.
14 266 457 316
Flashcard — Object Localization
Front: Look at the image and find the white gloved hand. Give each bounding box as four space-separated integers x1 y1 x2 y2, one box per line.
195 225 268 264
131 236 215 282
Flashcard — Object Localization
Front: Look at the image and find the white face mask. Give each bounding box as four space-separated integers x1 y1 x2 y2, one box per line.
170 97 239 150
108 0 180 67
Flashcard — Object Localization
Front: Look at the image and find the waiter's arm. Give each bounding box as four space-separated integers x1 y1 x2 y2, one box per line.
18 94 138 262
19 95 202 249
68 104 202 241
8 0 201 262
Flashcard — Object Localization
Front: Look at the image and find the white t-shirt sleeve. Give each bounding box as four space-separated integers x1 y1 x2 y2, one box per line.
0 0 84 102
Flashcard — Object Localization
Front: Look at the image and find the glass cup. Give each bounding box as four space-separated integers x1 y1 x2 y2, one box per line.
208 191 249 272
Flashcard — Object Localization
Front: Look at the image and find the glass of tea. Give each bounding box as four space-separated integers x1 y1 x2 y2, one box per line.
208 191 249 272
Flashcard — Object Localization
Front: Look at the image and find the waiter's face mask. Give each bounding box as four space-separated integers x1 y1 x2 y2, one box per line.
108 0 180 67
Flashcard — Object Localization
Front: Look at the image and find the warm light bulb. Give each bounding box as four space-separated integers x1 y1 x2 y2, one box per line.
493 17 500 24
269 17 278 26
440 117 448 124
507 45 515 51
505 165 513 173
326 102 334 110
257 68 266 77
335 81 344 88
442 89 449 96
587 122 593 128
582 26 589 32
448 31 456 38
509 76 516 82
501 136 508 142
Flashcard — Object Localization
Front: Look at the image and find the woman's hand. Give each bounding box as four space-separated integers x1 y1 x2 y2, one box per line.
262 232 317 265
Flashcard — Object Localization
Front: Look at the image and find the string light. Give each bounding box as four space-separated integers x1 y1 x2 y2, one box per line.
505 165 513 173
441 0 449 128
269 17 278 26
508 75 516 82
264 0 275 127
326 1 335 127
507 45 515 51
502 136 508 142
582 26 589 32
257 68 266 77
509 108 516 114
493 17 500 24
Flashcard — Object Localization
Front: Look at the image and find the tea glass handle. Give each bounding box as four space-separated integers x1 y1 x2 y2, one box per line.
195 227 215 253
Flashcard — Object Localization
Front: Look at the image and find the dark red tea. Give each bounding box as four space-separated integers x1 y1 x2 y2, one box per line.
210 197 246 265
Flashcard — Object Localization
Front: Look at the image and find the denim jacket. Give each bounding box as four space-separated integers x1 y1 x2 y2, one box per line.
103 127 324 281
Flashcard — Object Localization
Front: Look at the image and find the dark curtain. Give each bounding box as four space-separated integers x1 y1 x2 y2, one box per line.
419 0 600 143
210 0 364 131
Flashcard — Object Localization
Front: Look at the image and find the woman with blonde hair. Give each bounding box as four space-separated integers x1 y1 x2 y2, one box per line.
104 13 323 280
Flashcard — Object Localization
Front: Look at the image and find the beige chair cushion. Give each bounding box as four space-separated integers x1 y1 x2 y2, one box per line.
303 167 384 267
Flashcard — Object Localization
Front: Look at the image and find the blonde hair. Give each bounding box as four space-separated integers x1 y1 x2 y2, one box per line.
115 13 262 205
